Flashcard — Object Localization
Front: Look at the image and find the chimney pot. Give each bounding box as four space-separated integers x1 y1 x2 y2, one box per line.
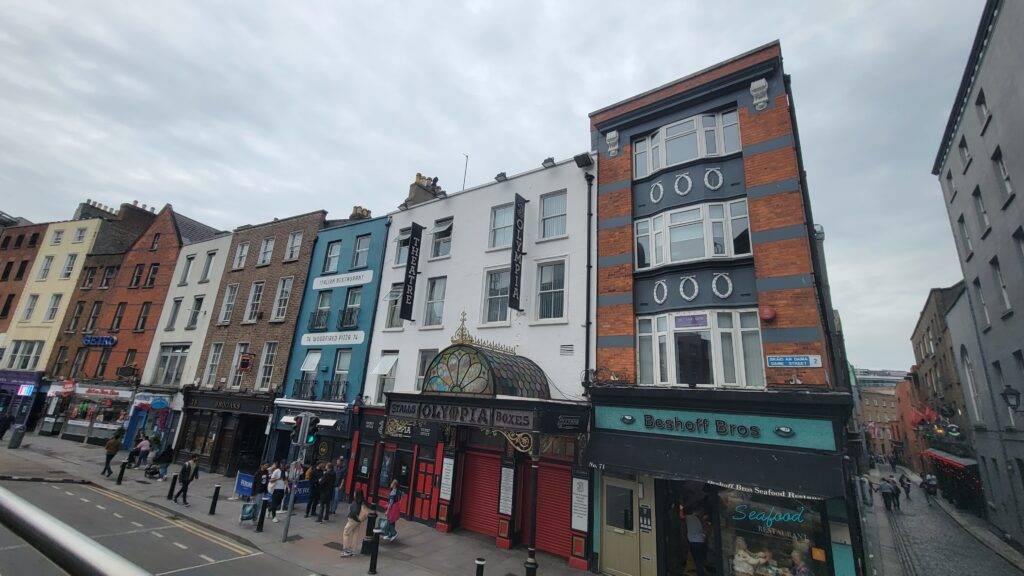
133 200 139 206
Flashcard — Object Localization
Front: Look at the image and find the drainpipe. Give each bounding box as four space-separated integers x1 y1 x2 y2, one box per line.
574 153 596 388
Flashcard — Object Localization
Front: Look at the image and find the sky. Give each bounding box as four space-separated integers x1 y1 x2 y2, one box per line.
0 1 982 370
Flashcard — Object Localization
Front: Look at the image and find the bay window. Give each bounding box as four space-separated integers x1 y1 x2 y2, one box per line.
636 309 765 388
635 199 751 270
633 109 741 179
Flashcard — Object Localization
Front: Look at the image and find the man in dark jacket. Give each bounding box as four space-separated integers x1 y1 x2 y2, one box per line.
102 435 121 477
318 464 337 522
152 445 174 480
173 457 199 506
0 413 14 442
305 463 324 518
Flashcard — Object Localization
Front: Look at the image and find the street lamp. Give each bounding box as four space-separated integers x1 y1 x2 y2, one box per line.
1000 384 1022 411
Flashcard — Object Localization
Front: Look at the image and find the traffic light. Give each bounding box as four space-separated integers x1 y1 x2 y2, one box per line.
291 415 304 445
305 417 320 445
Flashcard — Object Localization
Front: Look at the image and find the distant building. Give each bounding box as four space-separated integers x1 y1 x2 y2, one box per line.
859 387 899 458
852 368 907 389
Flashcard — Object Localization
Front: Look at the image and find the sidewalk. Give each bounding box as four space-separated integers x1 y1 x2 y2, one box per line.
5 433 586 576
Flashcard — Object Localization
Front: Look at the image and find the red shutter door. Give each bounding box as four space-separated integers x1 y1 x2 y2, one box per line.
459 451 500 537
535 463 572 558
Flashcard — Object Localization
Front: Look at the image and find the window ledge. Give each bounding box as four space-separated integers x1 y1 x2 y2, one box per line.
536 234 568 244
980 114 992 136
962 158 973 174
529 318 569 326
981 226 993 240
983 324 992 334
164 327 175 332
485 246 511 253
197 279 210 284
419 325 445 331
477 322 511 329
241 320 257 325
350 265 369 271
132 329 145 334
177 283 188 287
268 318 287 323
392 263 407 269
283 257 299 263
965 250 974 262
231 267 244 272
1002 193 1016 210
1001 309 1014 320
81 286 92 291
255 262 271 268
427 255 452 262
382 327 404 333
949 190 958 204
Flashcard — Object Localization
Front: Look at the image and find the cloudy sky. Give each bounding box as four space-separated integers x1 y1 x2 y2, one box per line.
0 1 981 370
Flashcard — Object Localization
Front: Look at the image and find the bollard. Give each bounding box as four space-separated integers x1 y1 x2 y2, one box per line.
255 497 268 533
166 474 178 500
209 484 221 515
367 528 382 575
524 547 538 576
360 510 378 554
116 461 128 486
475 557 486 576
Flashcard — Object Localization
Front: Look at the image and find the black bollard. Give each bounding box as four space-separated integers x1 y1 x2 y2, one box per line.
524 547 538 576
367 528 382 575
166 473 178 500
116 460 128 485
360 510 378 554
209 484 221 515
255 497 268 533
475 557 486 576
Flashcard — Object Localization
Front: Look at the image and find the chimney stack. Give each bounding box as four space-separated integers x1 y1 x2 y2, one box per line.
401 172 447 209
349 206 372 220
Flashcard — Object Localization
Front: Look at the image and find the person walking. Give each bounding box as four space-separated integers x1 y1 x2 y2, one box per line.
382 479 403 542
332 455 349 513
102 435 120 477
318 463 337 523
340 490 369 558
269 462 287 522
0 413 14 442
152 444 174 480
888 477 901 511
877 477 894 511
898 473 912 501
134 436 151 468
683 505 708 576
173 457 199 506
305 463 324 518
922 473 939 505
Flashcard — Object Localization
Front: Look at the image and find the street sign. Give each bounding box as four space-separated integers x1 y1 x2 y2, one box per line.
766 355 822 368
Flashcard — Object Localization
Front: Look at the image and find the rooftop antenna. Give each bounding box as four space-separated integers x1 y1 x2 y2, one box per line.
461 153 469 194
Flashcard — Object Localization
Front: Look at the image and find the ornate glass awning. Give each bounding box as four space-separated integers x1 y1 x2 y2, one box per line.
421 344 551 399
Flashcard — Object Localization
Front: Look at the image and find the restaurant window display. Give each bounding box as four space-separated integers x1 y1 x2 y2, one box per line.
68 398 128 427
717 490 827 576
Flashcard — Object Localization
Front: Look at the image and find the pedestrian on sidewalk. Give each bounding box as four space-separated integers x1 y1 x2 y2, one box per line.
877 477 894 511
255 463 270 499
305 463 324 518
898 472 912 500
887 477 901 511
340 490 369 558
102 435 120 477
922 473 939 505
382 479 403 542
318 463 336 523
173 457 199 506
682 504 708 576
133 436 151 468
269 462 286 523
0 413 13 442
332 455 349 513
152 444 174 480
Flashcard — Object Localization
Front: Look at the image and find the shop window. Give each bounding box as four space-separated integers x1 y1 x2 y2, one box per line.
605 484 634 531
718 490 829 576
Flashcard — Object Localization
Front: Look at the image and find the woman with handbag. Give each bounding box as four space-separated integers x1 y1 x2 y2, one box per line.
340 490 369 558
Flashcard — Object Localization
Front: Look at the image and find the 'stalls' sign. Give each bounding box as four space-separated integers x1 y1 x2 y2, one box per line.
399 222 424 321
508 193 527 311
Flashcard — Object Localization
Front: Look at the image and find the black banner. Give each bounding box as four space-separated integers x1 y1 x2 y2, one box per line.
399 223 424 321
508 193 527 311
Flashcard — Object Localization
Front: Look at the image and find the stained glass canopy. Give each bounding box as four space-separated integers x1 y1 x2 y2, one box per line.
421 344 551 399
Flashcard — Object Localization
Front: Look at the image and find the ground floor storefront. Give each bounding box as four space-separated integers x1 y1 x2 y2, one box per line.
176 389 273 477
0 370 44 427
921 448 983 513
56 383 134 445
265 397 354 467
586 386 859 576
123 390 181 450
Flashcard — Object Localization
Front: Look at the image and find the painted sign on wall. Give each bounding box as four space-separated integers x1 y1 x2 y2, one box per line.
312 269 373 291
508 193 527 311
498 466 515 515
399 223 424 321
300 331 365 346
439 457 455 501
571 476 588 532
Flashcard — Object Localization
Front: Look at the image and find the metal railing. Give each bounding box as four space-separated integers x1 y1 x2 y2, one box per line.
0 484 151 576
293 376 318 400
307 309 329 331
322 376 348 402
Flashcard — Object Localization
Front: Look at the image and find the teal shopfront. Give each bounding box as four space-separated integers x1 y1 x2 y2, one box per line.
585 385 858 576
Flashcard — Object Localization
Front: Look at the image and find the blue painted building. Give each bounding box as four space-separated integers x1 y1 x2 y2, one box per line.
266 212 388 464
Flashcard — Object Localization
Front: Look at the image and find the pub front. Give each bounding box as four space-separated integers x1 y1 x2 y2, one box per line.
176 388 273 476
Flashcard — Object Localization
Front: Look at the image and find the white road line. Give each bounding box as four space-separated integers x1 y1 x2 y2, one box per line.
50 485 61 490
172 542 188 550
131 521 144 528
79 497 90 503
152 531 164 538
154 553 262 576
113 512 124 519
96 505 106 510
64 491 74 496
199 554 216 564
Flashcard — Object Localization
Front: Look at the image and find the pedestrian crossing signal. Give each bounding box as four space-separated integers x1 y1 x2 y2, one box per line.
291 415 304 445
305 417 320 445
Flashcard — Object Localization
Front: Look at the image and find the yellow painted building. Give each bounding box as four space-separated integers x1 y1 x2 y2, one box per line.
4 219 102 373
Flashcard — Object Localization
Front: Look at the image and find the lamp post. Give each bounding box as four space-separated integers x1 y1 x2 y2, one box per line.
1000 384 1022 412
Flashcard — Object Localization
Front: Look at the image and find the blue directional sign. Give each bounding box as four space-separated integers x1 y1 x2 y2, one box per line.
766 355 822 368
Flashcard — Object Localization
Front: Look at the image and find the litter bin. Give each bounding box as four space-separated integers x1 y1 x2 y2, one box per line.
7 424 26 449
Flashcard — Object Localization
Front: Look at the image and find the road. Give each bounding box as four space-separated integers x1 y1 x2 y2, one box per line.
0 480 313 576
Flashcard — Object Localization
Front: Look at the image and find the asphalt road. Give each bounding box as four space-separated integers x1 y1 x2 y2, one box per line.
0 481 313 576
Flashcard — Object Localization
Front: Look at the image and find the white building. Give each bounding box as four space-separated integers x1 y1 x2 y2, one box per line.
138 232 231 444
363 157 595 405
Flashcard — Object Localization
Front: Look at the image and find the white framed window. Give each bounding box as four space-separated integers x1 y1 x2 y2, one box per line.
972 187 989 231
300 349 322 374
991 258 1011 311
7 340 43 370
199 251 216 282
384 283 403 329
134 302 151 331
333 349 352 384
636 309 765 388
232 242 249 269
20 294 38 321
973 278 990 325
51 229 64 245
155 345 190 387
37 256 53 281
218 283 239 324
272 276 293 320
150 233 161 251
976 89 990 124
257 238 275 265
43 294 62 322
284 231 303 261
431 218 453 258
423 277 446 326
324 240 342 273
960 347 980 422
100 266 117 288
72 227 86 243
993 147 1013 199
185 296 203 329
67 301 84 331
129 264 144 287
395 229 411 265
957 215 973 254
540 192 567 239
202 342 224 387
353 235 371 268
179 255 194 285
483 268 510 324
633 109 741 179
166 298 183 330
416 349 438 390
371 352 399 404
634 199 750 270
489 204 513 249
227 342 250 388
243 281 265 323
958 136 972 169
536 260 565 320
109 302 125 330
256 341 278 391
144 263 159 287
60 254 77 279
340 286 362 328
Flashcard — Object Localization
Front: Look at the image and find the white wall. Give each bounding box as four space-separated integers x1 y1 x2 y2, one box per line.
142 233 232 387
365 158 594 404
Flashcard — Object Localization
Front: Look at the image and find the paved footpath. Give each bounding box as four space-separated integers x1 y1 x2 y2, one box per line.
2 434 584 576
868 467 1024 576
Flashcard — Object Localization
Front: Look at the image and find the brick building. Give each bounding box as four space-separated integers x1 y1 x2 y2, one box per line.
859 386 899 459
0 221 48 422
583 42 858 576
179 210 328 476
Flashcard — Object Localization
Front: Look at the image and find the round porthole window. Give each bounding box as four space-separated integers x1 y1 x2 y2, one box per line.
704 168 724 191
653 280 669 304
649 182 664 204
712 273 733 299
678 276 699 301
674 173 693 196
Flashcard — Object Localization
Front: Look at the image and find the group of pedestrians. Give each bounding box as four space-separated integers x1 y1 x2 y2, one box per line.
253 457 350 524
876 473 912 511
339 479 403 558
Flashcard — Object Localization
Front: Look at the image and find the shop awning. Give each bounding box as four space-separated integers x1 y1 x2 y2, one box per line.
300 351 321 372
431 219 453 234
586 430 846 499
369 354 399 376
922 448 977 469
279 415 337 427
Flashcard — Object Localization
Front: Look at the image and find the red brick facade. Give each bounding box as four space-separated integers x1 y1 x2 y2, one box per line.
0 223 48 334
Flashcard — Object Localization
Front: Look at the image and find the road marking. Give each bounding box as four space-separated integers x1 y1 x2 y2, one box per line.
154 552 262 576
113 513 124 519
152 531 164 538
173 542 188 550
50 485 60 490
96 505 106 510
131 521 144 527
79 497 90 503
64 491 74 496
199 555 216 563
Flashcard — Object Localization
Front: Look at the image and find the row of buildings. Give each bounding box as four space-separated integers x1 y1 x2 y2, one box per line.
1 42 861 576
863 0 1024 549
